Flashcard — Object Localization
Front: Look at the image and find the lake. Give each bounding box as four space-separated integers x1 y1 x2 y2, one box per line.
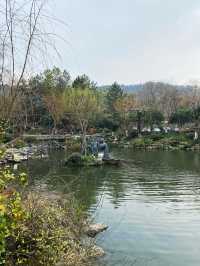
21 149 200 266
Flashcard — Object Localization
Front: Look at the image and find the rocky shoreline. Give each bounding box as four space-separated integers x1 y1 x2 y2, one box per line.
117 142 200 151
0 144 49 165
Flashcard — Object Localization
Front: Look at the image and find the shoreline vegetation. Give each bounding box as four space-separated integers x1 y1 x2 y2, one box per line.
0 157 106 266
112 132 200 151
1 130 200 165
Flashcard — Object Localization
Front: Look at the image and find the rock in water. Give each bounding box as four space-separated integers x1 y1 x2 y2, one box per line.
91 245 105 257
65 153 83 166
86 223 108 238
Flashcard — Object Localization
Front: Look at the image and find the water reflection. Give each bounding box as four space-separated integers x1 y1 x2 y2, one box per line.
21 149 200 266
21 149 200 209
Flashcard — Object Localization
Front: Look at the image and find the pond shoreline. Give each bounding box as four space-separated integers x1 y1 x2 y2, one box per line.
2 132 200 165
108 133 200 151
116 142 200 151
21 147 200 266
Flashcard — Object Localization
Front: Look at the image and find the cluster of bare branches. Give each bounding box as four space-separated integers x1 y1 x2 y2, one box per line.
0 0 59 120
136 82 200 120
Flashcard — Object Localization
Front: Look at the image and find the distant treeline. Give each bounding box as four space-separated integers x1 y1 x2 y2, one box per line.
1 67 200 139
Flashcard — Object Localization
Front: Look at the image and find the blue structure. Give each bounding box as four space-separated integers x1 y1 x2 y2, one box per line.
97 138 110 160
88 137 110 160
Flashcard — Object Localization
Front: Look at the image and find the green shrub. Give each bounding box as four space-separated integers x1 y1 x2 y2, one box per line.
0 162 95 266
82 155 96 164
0 167 28 265
4 193 92 266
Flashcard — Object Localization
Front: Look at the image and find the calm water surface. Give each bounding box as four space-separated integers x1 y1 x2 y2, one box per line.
21 149 200 266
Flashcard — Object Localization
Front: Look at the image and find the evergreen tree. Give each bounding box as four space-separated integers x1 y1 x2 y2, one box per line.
72 74 96 90
106 82 124 113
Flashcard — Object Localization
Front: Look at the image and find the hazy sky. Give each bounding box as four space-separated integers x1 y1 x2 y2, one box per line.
51 0 200 85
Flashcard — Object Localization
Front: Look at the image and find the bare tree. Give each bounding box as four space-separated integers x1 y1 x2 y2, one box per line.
114 94 137 136
137 82 181 120
0 0 55 120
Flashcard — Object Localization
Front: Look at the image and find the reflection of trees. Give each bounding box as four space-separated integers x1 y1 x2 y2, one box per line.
104 169 128 208
21 149 200 211
119 149 200 203
21 152 108 210
21 150 128 209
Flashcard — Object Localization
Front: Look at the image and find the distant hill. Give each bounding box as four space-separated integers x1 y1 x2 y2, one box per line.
98 84 143 92
120 84 143 93
98 82 193 93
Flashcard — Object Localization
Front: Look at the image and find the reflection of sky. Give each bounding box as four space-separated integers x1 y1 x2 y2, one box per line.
51 0 200 85
96 198 200 266
94 150 200 266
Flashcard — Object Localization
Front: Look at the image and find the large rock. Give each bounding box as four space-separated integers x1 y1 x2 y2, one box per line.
86 223 108 238
65 153 83 166
91 245 105 257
